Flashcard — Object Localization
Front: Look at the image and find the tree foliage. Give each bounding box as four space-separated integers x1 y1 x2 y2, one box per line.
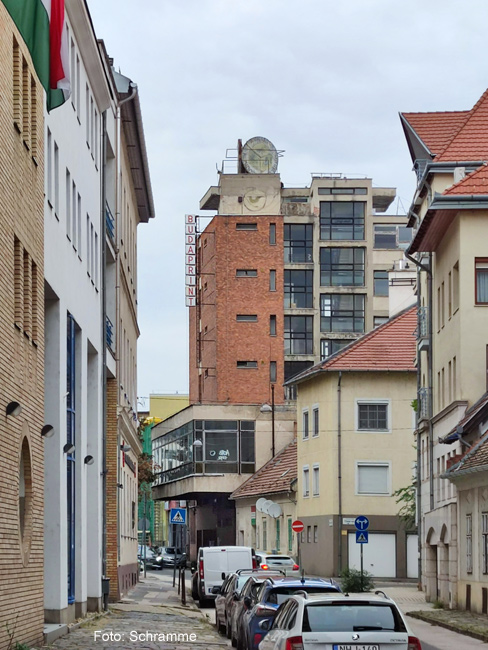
393 481 417 530
138 452 155 495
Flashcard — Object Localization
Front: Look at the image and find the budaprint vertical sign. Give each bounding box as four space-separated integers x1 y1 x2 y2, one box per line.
185 214 197 306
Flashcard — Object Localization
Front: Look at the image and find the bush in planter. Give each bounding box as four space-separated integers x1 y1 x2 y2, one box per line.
340 567 375 593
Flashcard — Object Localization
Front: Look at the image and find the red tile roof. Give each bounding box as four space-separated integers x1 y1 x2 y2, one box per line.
443 164 488 195
230 439 297 500
403 88 488 163
401 111 468 156
437 88 488 162
289 307 417 385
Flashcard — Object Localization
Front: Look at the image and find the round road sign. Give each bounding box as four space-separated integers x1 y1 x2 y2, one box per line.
291 520 304 533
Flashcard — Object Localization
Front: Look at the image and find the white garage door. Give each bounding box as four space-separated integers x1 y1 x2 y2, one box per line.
348 533 396 578
407 534 419 578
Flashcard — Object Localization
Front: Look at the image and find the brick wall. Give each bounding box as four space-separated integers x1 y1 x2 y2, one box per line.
0 7 45 649
190 215 285 406
105 377 120 601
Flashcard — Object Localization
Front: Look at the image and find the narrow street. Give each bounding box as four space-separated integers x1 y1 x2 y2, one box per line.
36 574 487 650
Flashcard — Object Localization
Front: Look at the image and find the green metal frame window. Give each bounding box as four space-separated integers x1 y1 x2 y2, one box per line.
284 224 313 263
284 270 313 308
320 202 365 241
276 519 280 551
284 316 313 354
320 247 365 286
288 518 293 552
374 270 389 296
320 294 365 333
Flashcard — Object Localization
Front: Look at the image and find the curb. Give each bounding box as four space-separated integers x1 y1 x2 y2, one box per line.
407 610 488 643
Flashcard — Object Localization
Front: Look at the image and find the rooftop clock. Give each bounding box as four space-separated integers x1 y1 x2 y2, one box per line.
241 136 279 174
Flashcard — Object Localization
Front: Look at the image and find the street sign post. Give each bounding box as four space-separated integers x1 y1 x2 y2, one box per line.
291 520 304 575
355 515 370 592
170 508 187 525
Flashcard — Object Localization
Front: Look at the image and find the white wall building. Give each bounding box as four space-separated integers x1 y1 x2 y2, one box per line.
43 0 112 623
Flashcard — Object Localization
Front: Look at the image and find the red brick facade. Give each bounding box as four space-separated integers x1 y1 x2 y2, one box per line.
105 377 120 601
190 215 284 405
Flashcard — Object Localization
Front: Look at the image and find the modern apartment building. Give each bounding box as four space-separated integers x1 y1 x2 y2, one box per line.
197 141 411 398
401 87 488 611
0 5 45 647
153 139 408 558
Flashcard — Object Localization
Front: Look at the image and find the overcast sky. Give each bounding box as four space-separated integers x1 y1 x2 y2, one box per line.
88 0 488 405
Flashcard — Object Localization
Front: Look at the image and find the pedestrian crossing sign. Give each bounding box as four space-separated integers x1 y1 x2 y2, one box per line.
356 531 368 544
170 507 187 525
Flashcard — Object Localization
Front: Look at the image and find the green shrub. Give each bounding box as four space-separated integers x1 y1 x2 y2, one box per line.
340 567 375 593
432 599 444 609
14 643 30 650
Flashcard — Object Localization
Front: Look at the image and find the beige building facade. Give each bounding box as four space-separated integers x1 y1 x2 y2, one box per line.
0 6 45 647
401 91 488 611
289 308 417 578
104 58 155 601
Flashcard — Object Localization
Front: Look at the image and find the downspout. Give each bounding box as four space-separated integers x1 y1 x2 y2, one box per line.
404 247 434 589
101 110 108 588
337 372 343 574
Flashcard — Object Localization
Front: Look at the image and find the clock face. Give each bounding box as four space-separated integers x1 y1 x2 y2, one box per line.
242 136 279 174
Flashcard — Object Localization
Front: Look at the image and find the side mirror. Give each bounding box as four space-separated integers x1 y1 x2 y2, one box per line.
211 586 221 594
243 596 252 609
258 619 270 631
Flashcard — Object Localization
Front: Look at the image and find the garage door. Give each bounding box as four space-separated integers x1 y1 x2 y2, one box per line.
347 533 396 578
407 534 419 578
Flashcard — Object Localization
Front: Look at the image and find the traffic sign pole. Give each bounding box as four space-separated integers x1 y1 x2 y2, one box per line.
360 544 363 592
291 521 304 575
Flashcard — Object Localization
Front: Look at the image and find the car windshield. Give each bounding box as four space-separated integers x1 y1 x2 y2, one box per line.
302 603 404 633
268 587 338 606
237 575 252 590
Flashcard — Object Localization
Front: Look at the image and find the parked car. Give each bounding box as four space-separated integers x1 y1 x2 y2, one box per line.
230 574 272 648
155 547 184 568
255 553 300 577
191 546 257 606
215 570 285 638
138 547 158 569
258 591 422 650
240 576 341 650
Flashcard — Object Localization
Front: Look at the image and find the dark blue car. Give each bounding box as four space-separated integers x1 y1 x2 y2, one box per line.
237 576 341 650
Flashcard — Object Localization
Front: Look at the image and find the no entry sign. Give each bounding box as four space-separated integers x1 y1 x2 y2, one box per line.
291 520 304 533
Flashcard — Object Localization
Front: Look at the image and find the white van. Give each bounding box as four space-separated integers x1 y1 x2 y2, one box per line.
191 546 256 605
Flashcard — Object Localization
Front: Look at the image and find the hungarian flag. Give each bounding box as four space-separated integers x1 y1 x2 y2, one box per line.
2 0 70 112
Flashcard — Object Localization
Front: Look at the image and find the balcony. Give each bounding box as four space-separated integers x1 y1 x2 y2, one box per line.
417 306 430 351
106 316 115 354
105 202 115 242
418 387 431 421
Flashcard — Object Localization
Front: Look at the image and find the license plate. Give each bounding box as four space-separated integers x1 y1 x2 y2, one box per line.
333 646 380 650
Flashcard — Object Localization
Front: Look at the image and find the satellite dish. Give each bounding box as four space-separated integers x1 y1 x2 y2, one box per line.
256 498 267 513
241 136 279 174
262 500 274 514
268 503 282 519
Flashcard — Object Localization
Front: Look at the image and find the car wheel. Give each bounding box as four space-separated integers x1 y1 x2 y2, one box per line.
217 615 226 635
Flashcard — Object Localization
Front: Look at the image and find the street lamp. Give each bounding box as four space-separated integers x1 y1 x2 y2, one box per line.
260 384 275 457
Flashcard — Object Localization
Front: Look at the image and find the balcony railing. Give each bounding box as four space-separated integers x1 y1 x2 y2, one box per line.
105 202 115 242
418 387 431 420
418 306 429 338
106 316 115 353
